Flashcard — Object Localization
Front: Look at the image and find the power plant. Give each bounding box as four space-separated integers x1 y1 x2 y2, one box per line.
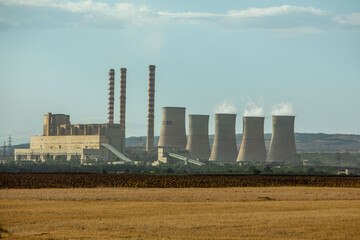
266 115 298 165
186 115 211 161
237 117 267 164
14 65 299 167
209 114 238 164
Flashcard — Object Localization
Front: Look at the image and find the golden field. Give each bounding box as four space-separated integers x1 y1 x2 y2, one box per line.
1 187 360 239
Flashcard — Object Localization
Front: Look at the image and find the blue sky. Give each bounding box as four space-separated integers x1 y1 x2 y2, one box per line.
0 0 360 144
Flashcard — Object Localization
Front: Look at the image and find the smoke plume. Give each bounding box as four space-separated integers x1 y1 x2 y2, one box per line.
243 98 264 116
213 99 237 114
271 102 295 115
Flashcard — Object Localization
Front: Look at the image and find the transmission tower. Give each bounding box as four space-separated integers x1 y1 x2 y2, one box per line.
335 151 341 167
2 141 6 157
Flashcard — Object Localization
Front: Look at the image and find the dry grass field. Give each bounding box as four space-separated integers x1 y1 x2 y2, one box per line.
1 187 360 239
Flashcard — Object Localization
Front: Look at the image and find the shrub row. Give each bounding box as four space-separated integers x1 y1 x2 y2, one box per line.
1 173 360 188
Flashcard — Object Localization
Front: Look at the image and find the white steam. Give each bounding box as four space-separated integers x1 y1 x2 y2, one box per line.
213 99 237 114
271 102 295 115
243 98 264 116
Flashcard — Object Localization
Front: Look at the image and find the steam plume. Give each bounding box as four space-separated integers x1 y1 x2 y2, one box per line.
243 98 264 116
213 99 237 114
271 102 295 115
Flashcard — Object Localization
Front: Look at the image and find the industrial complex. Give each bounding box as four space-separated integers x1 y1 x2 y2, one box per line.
15 65 299 166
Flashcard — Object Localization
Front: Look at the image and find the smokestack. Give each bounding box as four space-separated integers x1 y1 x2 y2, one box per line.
266 115 297 165
186 115 211 160
108 69 115 124
119 68 127 152
209 114 237 164
158 107 186 149
237 117 266 163
146 65 156 151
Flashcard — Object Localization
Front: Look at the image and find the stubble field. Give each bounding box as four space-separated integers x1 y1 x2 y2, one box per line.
1 187 360 239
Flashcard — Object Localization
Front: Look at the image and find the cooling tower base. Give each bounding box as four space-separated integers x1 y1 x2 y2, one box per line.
154 147 205 166
209 160 237 165
238 161 258 166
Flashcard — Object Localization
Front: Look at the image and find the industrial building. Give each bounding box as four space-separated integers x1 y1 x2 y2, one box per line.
209 114 238 164
186 115 211 161
14 113 130 163
237 117 267 164
14 68 136 164
156 111 298 166
155 113 211 166
156 107 194 165
266 115 298 165
157 107 187 149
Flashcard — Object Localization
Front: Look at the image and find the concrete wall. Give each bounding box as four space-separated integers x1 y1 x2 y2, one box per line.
58 124 104 136
30 135 106 150
43 113 70 136
15 148 100 162
103 124 123 153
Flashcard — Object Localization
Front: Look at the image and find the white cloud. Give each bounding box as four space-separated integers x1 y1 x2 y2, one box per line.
0 1 359 32
334 13 360 26
227 5 327 18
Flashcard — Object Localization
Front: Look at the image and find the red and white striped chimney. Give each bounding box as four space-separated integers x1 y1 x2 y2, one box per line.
146 65 156 151
108 69 115 124
119 68 127 152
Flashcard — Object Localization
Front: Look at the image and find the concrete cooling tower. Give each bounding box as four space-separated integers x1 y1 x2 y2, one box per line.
266 115 297 165
158 107 187 149
186 115 211 160
209 114 237 164
237 117 266 163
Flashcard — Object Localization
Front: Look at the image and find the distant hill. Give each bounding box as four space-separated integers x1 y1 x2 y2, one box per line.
293 133 360 152
5 133 360 155
127 133 360 152
2 143 30 156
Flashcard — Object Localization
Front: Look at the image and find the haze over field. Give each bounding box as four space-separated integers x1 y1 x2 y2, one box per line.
0 0 359 144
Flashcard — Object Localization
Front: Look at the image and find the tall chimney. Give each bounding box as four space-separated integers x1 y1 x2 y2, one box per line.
266 115 297 165
186 115 211 161
119 68 127 152
146 65 156 151
108 69 115 124
237 117 267 163
209 114 237 164
158 107 187 149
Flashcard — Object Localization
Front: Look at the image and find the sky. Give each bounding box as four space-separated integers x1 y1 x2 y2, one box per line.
0 0 360 145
